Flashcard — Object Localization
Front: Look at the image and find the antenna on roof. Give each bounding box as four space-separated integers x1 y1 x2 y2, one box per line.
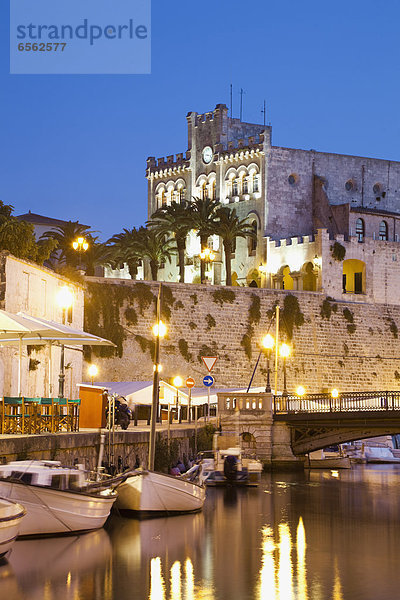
261 100 266 126
239 88 244 121
230 84 233 118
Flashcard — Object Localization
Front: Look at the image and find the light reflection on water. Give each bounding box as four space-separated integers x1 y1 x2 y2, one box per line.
1 465 400 599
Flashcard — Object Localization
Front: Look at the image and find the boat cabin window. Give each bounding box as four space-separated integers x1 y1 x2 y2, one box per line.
51 474 69 490
68 474 82 490
11 471 33 484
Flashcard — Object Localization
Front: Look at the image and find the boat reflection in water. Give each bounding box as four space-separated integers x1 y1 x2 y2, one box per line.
3 529 111 600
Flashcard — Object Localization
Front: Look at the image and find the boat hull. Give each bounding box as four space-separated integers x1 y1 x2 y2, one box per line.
115 471 206 515
305 457 351 469
0 481 115 536
0 499 26 557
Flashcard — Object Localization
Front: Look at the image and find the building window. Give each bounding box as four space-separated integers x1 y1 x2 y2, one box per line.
248 221 257 255
179 187 185 202
253 174 259 193
201 182 207 200
211 181 216 200
232 180 238 196
288 173 298 186
243 178 248 194
379 220 388 241
356 218 365 243
160 191 166 206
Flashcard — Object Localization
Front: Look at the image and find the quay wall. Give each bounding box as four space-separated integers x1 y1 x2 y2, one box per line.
0 428 195 472
84 279 400 393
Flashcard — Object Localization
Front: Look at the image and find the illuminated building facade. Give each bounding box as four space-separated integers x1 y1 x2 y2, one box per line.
146 104 400 303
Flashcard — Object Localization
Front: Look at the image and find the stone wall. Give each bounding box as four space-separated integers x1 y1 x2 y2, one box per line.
0 428 195 471
84 278 400 394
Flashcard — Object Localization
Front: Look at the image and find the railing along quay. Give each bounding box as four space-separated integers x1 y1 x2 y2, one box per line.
274 391 400 414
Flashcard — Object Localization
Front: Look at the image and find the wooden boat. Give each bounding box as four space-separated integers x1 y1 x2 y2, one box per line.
114 469 206 515
0 460 117 536
305 449 351 469
0 498 26 557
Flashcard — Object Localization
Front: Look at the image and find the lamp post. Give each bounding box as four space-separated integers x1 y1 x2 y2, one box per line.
88 364 98 386
149 284 166 471
261 333 275 393
72 237 89 269
173 376 183 423
56 286 74 399
199 247 215 284
279 342 291 398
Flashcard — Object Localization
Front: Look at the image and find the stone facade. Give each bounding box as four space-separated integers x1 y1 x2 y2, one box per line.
0 252 84 398
145 103 400 299
84 278 400 395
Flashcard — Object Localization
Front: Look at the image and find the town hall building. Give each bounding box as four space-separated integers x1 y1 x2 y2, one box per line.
146 103 400 305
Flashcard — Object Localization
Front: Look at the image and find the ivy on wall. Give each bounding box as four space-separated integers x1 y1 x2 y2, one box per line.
280 294 304 340
320 297 338 320
206 314 216 330
240 294 262 360
84 281 156 359
212 289 236 306
331 241 346 262
178 338 192 362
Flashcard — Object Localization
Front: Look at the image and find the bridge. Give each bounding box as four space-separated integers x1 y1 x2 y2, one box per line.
217 390 400 463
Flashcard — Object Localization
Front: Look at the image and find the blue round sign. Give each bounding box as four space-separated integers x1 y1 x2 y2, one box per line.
203 375 214 387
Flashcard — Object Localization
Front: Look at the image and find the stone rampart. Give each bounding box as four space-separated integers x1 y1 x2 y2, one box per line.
84 279 400 394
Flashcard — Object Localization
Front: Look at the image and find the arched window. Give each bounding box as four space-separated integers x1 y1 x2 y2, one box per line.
179 187 186 202
356 218 365 243
253 174 259 193
201 182 207 200
160 191 166 206
379 220 388 241
243 177 248 194
232 179 239 196
211 180 216 200
248 220 257 255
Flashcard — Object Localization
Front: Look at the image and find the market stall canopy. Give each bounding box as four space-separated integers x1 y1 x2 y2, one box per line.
91 381 260 408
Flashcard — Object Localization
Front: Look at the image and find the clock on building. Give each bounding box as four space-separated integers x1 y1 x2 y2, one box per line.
202 146 213 164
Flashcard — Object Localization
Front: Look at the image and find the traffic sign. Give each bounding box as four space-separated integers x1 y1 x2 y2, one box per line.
203 375 214 387
201 356 218 372
186 377 195 389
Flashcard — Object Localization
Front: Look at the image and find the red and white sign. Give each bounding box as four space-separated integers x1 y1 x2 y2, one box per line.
186 377 195 389
201 356 218 372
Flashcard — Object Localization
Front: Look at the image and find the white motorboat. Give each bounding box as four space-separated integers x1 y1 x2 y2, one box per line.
0 498 26 558
114 469 206 515
364 446 400 463
200 447 263 487
305 449 351 469
0 460 117 536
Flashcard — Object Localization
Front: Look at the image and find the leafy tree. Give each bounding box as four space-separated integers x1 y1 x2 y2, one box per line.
107 227 144 279
0 202 57 264
147 201 193 283
188 197 220 284
84 237 114 276
214 207 256 286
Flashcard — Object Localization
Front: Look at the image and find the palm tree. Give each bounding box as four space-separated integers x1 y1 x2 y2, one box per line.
40 221 94 267
147 201 193 283
84 237 114 276
214 207 257 286
138 227 175 281
189 197 220 284
107 227 143 279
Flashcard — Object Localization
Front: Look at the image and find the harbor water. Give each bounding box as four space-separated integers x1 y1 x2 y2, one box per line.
1 464 400 600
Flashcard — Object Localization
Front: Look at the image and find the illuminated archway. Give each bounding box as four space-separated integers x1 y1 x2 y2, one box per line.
343 259 366 294
302 262 317 291
282 266 294 290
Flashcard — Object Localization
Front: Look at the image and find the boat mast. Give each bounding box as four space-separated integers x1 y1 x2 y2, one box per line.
149 283 162 471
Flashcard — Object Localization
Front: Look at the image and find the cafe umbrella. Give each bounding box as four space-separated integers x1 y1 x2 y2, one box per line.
0 309 114 396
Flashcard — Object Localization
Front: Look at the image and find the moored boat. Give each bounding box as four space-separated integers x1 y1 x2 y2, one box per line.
0 460 117 536
201 447 264 486
114 469 206 516
0 498 26 557
305 449 351 469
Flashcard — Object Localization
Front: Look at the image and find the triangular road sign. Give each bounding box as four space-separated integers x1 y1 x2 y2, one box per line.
201 356 218 372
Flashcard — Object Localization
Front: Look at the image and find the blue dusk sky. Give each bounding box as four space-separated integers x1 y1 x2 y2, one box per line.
0 0 400 240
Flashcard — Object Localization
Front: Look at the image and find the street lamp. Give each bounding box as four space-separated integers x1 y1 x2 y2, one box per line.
261 333 275 393
72 237 89 269
56 286 74 398
199 247 215 284
88 364 98 386
331 388 339 398
296 385 306 396
279 343 291 398
173 376 183 423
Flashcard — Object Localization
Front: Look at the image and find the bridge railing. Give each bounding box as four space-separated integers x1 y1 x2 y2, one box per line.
273 391 400 414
